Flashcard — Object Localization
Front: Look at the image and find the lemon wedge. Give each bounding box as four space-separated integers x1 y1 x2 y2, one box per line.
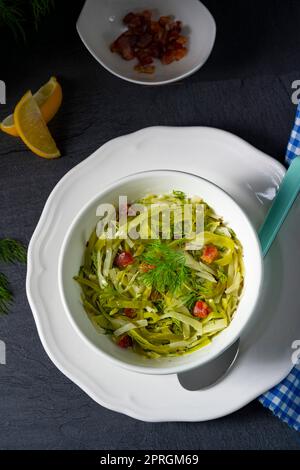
0 77 62 137
0 114 18 136
14 90 61 159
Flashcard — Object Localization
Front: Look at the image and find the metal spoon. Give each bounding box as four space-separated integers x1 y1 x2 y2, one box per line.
178 156 300 390
178 339 239 390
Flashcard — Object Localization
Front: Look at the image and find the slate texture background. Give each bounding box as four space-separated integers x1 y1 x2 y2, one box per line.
0 0 300 450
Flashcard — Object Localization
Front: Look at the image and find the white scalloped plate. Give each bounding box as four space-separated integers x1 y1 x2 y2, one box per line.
26 127 300 422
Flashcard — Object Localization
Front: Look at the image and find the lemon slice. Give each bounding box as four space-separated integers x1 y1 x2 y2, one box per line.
14 91 61 159
0 114 18 136
0 77 62 137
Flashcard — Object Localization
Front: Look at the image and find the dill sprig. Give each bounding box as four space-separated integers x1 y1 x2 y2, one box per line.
0 0 25 40
31 0 54 28
172 190 186 201
141 240 188 294
0 238 27 315
0 0 54 40
0 238 27 263
0 272 13 314
180 291 198 310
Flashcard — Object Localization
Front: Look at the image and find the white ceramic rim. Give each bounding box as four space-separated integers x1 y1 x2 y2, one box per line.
58 169 263 375
76 2 217 86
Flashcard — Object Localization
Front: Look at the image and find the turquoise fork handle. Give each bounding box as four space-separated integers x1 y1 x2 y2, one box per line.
259 157 300 257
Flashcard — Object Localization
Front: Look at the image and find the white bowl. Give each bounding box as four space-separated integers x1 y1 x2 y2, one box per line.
58 170 263 375
76 0 216 85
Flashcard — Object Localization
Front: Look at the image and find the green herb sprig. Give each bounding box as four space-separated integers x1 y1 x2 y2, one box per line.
172 190 186 201
141 240 188 294
0 238 27 315
0 0 54 40
0 238 27 263
0 272 12 314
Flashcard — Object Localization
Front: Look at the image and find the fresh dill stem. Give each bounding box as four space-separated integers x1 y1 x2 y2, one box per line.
0 238 27 315
0 0 54 40
31 0 54 29
0 239 27 263
181 291 198 310
0 272 13 315
141 240 188 294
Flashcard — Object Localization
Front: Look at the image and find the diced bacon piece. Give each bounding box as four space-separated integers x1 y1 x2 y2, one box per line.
111 33 135 60
117 335 133 348
111 11 188 74
124 308 136 318
159 16 172 27
134 64 155 74
176 35 188 45
136 50 153 65
137 32 153 48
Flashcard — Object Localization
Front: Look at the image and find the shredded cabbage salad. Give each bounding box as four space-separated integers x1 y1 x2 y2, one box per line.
75 191 244 358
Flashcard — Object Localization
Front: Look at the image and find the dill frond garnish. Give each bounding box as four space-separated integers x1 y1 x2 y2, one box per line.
141 240 188 294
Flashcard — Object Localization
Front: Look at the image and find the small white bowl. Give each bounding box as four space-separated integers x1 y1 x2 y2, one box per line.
58 170 263 375
77 0 216 85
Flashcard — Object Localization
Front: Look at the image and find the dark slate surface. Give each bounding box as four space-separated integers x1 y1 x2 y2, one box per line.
0 0 300 450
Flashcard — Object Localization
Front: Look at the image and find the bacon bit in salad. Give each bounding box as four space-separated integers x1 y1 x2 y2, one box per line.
110 10 188 73
193 301 211 319
115 251 134 268
117 335 133 348
150 290 161 301
124 308 136 318
139 262 156 273
201 245 219 264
